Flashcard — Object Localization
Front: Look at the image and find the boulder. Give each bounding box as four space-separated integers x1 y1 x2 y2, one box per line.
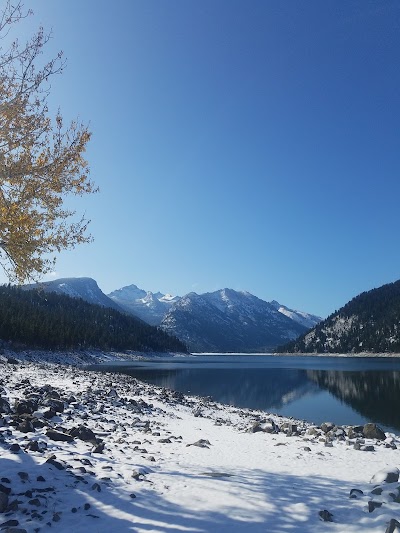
370 467 400 484
363 423 386 440
14 400 37 416
320 422 334 434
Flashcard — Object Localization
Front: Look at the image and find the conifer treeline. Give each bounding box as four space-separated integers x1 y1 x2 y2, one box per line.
277 280 400 353
0 285 187 352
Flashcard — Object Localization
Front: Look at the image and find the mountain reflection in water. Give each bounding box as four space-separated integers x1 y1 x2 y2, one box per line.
126 367 317 412
97 357 400 433
307 370 400 431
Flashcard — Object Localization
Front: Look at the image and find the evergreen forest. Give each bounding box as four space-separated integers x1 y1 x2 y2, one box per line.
277 279 400 353
0 285 187 353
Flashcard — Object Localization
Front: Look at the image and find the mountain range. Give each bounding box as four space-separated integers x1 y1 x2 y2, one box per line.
277 279 400 353
28 278 322 352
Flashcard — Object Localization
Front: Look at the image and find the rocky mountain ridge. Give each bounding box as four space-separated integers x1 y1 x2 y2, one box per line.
24 277 321 352
160 289 310 352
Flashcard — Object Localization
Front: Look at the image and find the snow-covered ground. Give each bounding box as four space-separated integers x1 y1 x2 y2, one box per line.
1 354 400 532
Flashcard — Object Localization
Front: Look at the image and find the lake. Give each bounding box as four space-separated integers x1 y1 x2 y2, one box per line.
88 355 400 434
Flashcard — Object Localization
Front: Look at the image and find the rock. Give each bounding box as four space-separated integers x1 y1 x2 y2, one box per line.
349 488 364 499
361 445 375 452
386 518 400 533
0 520 19 528
363 423 386 440
187 439 211 448
43 399 64 413
25 441 39 452
370 467 400 484
0 484 11 495
320 422 334 434
17 419 35 433
92 442 105 454
368 500 383 512
14 399 37 415
284 423 298 436
132 470 145 481
45 457 65 470
46 429 74 442
69 425 97 442
0 492 8 512
9 444 21 453
335 428 345 438
261 420 279 433
0 398 11 414
318 510 333 522
192 406 202 417
43 408 57 419
248 422 263 433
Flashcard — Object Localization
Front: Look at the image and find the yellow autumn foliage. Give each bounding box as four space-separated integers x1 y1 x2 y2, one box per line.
0 1 97 283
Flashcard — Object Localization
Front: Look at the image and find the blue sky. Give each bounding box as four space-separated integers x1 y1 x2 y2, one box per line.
3 0 400 318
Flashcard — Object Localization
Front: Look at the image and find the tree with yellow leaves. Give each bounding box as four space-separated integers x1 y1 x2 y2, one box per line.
0 1 97 283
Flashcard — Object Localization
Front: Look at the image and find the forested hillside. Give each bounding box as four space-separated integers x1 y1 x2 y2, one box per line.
0 285 187 353
276 280 400 353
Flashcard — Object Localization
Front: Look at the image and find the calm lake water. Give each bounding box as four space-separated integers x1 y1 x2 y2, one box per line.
89 355 400 434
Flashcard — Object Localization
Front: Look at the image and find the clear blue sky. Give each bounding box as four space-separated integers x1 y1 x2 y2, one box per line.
3 0 400 318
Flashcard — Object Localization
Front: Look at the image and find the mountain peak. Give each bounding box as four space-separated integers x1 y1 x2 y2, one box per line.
23 277 123 312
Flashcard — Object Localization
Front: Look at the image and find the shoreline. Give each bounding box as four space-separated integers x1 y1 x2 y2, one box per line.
1 357 400 531
2 348 400 368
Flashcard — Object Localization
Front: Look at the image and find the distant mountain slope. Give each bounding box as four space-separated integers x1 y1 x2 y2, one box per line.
25 277 123 313
108 284 180 326
160 289 309 352
0 285 187 353
270 300 321 329
30 277 320 353
277 280 400 353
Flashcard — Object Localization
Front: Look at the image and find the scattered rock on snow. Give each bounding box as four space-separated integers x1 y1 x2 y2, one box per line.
370 467 400 485
318 510 333 522
363 423 386 440
186 439 212 448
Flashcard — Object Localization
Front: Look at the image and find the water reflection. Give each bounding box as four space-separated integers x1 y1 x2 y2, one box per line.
126 367 317 412
96 357 400 433
307 370 400 430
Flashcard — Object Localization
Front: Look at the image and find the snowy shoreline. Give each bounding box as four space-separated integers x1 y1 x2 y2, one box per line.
1 355 400 531
2 348 400 368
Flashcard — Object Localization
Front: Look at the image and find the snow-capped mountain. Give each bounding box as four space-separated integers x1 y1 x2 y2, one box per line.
108 285 180 326
24 277 123 312
270 300 321 329
24 277 320 353
160 289 309 353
